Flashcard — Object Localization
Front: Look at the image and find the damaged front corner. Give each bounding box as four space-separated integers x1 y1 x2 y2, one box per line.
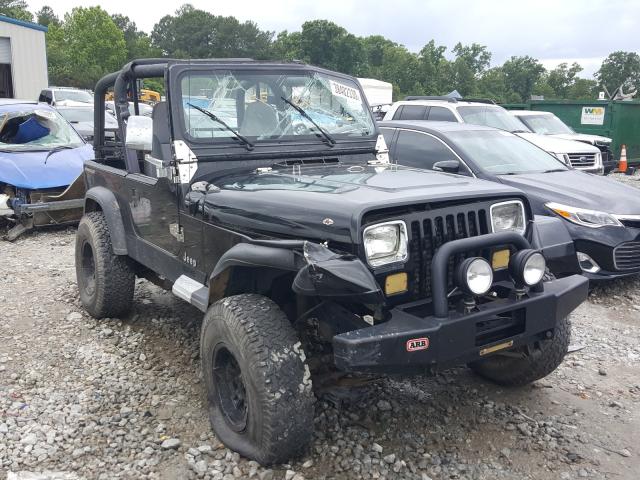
293 241 384 304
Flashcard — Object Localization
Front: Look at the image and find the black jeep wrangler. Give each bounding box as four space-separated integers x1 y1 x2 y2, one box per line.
76 59 588 464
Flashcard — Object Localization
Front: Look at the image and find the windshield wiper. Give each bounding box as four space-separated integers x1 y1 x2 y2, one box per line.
187 103 254 151
281 96 336 147
44 145 76 164
511 129 531 134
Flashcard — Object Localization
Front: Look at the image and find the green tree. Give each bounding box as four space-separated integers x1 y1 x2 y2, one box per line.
567 78 597 99
111 14 160 60
271 30 302 61
35 5 59 27
294 20 366 75
501 56 545 102
151 4 272 60
448 43 491 96
0 0 32 22
360 36 422 99
532 76 555 98
546 62 582 98
595 51 640 95
417 40 451 95
47 7 127 89
475 67 509 102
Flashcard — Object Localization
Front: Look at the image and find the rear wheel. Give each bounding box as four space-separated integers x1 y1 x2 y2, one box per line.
201 294 315 465
75 212 134 318
469 315 571 386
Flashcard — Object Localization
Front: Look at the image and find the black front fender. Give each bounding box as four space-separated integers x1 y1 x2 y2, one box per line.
292 243 384 304
208 241 384 305
84 186 127 255
528 215 580 276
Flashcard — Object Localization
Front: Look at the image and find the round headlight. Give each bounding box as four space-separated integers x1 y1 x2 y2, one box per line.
509 250 546 286
456 257 493 295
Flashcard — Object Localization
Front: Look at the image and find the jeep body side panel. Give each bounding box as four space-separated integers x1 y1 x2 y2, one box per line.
83 160 208 284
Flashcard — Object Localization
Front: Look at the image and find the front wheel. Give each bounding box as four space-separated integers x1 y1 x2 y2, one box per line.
75 212 134 319
200 294 315 465
469 315 571 386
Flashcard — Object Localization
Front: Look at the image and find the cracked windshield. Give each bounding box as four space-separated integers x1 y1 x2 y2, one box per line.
180 71 375 143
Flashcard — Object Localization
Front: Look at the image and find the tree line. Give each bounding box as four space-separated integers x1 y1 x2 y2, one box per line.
2 1 639 102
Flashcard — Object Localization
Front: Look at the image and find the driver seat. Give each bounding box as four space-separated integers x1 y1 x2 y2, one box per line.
239 101 278 137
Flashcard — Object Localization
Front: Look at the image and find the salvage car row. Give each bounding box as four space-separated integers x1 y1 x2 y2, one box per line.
1 59 639 466
0 86 154 240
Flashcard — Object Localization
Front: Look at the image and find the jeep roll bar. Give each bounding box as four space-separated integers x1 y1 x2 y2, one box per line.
93 58 258 162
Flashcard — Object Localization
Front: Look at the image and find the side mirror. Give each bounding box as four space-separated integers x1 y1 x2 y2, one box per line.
125 115 153 151
433 159 460 174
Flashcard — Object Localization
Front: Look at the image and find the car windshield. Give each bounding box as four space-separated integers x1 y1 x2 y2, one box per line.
516 114 574 135
179 70 375 143
457 105 530 133
59 107 118 127
58 108 94 123
0 108 84 151
55 89 93 103
448 129 568 175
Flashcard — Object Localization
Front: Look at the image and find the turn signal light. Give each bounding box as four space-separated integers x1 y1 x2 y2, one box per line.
385 272 408 295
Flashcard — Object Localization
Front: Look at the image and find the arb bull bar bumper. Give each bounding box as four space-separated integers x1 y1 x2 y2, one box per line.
333 232 589 374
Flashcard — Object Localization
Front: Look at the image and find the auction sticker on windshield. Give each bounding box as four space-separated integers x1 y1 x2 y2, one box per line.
329 80 361 103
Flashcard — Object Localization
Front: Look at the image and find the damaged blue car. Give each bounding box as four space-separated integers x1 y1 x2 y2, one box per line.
0 100 93 241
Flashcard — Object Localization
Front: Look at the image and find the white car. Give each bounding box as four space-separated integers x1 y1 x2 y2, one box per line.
510 110 615 173
38 87 93 107
383 98 604 174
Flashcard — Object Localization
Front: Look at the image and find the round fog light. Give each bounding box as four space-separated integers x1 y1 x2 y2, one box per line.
456 257 493 295
509 250 546 286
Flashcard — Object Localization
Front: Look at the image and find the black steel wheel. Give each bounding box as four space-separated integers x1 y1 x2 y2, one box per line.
213 344 248 432
80 240 97 297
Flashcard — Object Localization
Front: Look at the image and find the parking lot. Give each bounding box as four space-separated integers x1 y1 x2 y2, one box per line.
0 174 637 480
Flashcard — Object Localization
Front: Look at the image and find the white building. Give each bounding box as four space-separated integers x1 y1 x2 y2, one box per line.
357 78 393 106
0 15 48 100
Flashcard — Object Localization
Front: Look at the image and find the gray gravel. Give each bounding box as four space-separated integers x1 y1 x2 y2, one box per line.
1 173 639 480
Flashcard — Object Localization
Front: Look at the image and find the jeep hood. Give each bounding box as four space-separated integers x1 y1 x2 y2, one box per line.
0 144 93 189
516 132 600 154
497 169 640 215
199 163 524 244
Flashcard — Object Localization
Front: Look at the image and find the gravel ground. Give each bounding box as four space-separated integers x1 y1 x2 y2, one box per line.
1 174 639 480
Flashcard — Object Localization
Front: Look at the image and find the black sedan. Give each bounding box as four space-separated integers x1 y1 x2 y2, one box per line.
379 120 640 280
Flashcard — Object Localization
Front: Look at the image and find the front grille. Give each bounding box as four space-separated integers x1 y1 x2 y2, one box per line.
567 153 597 168
619 219 640 229
614 241 640 271
405 203 491 299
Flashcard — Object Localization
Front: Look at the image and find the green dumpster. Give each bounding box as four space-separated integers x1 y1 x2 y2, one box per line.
503 100 640 165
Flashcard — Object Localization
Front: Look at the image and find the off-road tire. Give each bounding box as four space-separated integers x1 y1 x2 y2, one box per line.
201 294 315 465
75 211 134 319
469 315 571 386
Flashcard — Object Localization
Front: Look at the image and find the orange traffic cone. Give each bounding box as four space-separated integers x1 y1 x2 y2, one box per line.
619 145 628 173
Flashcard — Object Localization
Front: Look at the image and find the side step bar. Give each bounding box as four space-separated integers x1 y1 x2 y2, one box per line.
172 275 209 312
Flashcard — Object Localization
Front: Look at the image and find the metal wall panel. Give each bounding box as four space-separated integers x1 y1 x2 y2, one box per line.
0 21 48 100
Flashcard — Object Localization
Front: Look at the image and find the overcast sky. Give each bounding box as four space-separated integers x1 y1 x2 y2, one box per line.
27 0 639 78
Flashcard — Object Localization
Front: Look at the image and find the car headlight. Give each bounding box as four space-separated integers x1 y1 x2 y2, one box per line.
363 220 408 267
490 200 526 235
546 202 623 228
